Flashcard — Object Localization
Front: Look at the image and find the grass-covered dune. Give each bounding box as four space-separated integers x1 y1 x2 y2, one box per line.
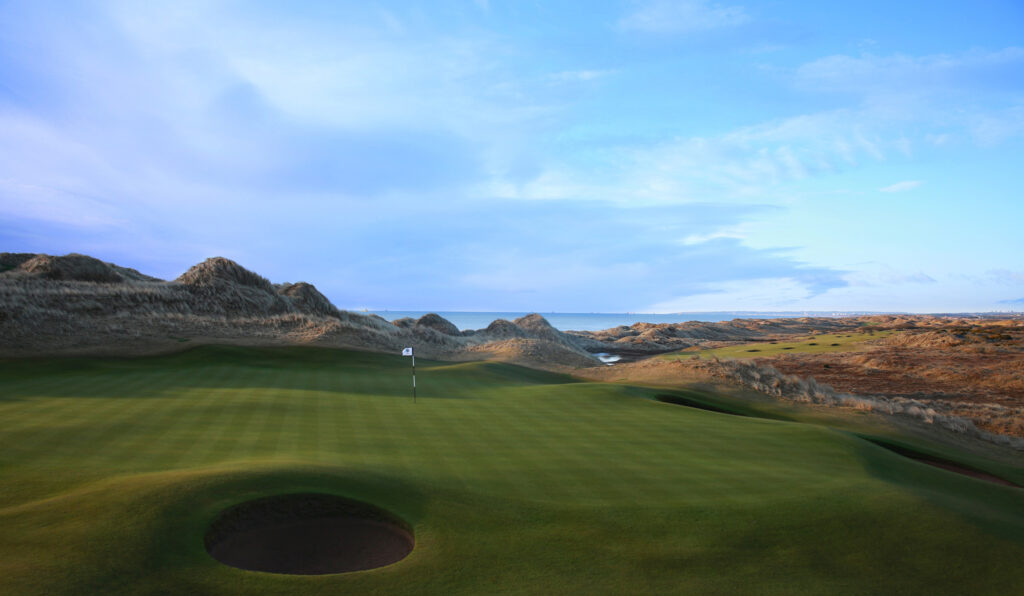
1 346 1022 594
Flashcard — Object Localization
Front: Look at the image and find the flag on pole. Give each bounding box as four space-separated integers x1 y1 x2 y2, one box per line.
402 347 416 402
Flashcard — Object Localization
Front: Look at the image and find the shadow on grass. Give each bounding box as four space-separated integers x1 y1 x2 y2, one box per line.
655 393 748 416
851 434 1024 544
651 389 796 422
857 435 1019 488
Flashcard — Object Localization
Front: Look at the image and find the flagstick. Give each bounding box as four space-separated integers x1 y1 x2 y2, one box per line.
412 353 416 403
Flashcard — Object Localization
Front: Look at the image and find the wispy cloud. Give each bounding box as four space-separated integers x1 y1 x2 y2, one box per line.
898 272 937 284
487 48 1024 209
546 70 615 83
486 108 895 206
968 105 1024 146
795 47 1024 97
619 0 749 34
794 48 1024 148
844 263 938 288
880 180 922 193
0 179 128 229
648 277 828 312
987 269 1024 284
289 200 847 310
680 229 747 245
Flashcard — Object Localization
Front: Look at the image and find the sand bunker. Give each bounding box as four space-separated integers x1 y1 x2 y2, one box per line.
866 440 1020 488
656 394 746 416
205 493 414 575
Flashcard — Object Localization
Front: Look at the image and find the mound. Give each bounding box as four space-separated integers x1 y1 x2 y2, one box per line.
875 330 964 348
415 313 461 336
205 493 414 575
15 254 124 283
176 257 275 292
277 282 339 318
513 314 565 343
0 252 37 272
482 319 526 340
391 317 416 329
465 337 598 369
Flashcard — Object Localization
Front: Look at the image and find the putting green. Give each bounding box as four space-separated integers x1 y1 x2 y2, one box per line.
0 346 1021 594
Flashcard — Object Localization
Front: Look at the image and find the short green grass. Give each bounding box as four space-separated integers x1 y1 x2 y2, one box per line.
0 346 1021 595
663 330 896 360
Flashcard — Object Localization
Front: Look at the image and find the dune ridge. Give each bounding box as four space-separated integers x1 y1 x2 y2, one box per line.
0 253 600 367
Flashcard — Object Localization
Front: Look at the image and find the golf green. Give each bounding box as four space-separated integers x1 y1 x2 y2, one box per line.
0 346 1021 594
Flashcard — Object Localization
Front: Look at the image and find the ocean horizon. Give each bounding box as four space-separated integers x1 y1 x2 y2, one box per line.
366 311 895 332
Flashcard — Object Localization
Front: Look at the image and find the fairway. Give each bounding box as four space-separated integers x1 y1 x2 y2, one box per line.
665 331 896 360
1 346 1022 594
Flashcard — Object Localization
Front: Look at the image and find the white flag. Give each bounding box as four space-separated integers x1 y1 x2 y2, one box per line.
402 347 413 356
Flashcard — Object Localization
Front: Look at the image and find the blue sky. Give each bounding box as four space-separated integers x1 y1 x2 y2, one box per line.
1 0 1022 312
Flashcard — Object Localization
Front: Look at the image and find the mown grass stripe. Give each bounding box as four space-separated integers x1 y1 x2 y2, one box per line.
164 364 252 468
1 347 1022 596
11 370 154 463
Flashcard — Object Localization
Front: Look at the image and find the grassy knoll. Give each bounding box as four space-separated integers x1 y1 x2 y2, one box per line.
0 346 1022 595
663 330 896 360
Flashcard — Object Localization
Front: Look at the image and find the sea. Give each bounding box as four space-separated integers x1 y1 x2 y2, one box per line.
366 311 883 332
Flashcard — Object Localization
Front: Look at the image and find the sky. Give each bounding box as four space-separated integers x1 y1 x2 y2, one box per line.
1 0 1023 313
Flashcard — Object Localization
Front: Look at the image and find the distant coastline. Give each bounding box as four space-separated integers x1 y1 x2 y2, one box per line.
368 311 900 332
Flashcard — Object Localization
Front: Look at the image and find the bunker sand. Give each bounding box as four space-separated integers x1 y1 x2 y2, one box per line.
205 493 414 575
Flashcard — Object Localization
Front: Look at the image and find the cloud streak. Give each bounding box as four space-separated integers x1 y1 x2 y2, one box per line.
619 0 750 34
880 180 922 193
796 47 1024 97
321 200 848 310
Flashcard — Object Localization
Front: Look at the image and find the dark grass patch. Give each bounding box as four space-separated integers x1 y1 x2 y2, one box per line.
206 493 414 575
862 438 1020 488
655 394 747 417
745 349 761 352
782 347 794 350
